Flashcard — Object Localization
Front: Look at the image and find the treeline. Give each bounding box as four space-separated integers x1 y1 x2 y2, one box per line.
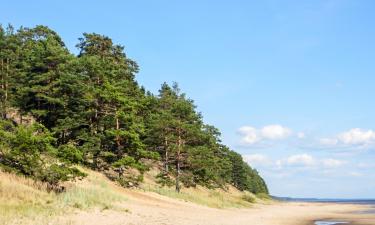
0 24 268 194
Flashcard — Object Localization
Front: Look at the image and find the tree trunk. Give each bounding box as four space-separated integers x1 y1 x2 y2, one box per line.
175 129 181 193
5 58 8 103
1 58 4 119
115 108 121 148
164 136 169 173
2 58 9 119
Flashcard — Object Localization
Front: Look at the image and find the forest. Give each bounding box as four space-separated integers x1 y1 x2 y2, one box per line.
0 24 268 195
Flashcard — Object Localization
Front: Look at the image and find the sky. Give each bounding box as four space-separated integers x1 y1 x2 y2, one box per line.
2 0 375 198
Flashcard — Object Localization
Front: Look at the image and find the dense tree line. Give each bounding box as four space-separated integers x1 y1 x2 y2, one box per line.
0 24 268 194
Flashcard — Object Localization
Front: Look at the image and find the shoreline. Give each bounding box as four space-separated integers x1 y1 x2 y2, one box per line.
53 188 375 225
304 203 375 225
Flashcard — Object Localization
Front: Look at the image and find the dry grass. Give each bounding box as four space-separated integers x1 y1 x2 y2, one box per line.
0 168 127 225
0 166 268 224
140 169 264 209
142 184 256 208
0 171 54 224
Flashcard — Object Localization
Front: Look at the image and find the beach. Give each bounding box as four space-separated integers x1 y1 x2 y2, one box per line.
53 188 375 225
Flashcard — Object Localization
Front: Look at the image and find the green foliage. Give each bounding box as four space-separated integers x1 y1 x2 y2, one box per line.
0 120 85 187
156 172 174 187
256 193 271 200
242 194 256 203
41 164 87 187
100 151 117 163
57 144 83 164
116 174 143 188
112 156 136 168
228 151 269 194
0 24 268 195
0 121 55 177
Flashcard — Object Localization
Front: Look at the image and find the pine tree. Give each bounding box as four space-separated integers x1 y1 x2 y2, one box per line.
0 24 19 119
11 25 71 128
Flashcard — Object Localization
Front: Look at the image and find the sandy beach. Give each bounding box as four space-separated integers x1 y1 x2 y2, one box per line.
54 188 375 225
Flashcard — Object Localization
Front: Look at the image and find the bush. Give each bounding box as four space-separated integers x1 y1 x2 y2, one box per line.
57 144 83 164
256 193 271 200
116 174 143 188
41 164 86 187
0 121 86 189
112 156 136 168
242 194 256 203
100 151 117 163
0 122 55 178
180 172 196 188
156 172 174 187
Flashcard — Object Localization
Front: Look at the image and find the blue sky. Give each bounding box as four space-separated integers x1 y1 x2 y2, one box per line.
3 0 375 198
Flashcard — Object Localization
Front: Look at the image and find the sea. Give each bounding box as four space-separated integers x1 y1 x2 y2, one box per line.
274 197 375 225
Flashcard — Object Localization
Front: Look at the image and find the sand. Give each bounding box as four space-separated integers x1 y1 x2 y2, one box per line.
55 188 375 225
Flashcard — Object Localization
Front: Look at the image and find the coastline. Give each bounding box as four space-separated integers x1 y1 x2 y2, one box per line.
53 188 375 225
3 169 374 225
295 202 375 225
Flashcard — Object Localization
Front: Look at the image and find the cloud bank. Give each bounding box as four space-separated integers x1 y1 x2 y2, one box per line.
238 124 292 145
243 153 346 170
320 128 375 147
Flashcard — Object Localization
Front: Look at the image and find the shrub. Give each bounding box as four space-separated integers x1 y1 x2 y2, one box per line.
256 193 271 200
156 172 174 187
242 194 256 203
57 144 83 164
0 121 86 189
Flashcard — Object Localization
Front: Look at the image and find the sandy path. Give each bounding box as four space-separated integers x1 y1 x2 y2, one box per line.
57 189 375 225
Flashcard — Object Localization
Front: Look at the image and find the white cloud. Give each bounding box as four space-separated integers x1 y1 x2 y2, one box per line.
286 154 316 167
267 154 345 169
260 125 292 140
238 124 292 145
320 128 375 147
243 154 271 167
238 126 259 145
337 128 375 145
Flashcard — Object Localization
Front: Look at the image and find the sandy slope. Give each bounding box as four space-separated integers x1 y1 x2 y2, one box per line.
3 169 372 225
55 188 375 225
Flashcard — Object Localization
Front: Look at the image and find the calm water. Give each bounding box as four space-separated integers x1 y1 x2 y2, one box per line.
277 197 375 205
315 220 348 225
314 200 375 225
314 221 348 225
